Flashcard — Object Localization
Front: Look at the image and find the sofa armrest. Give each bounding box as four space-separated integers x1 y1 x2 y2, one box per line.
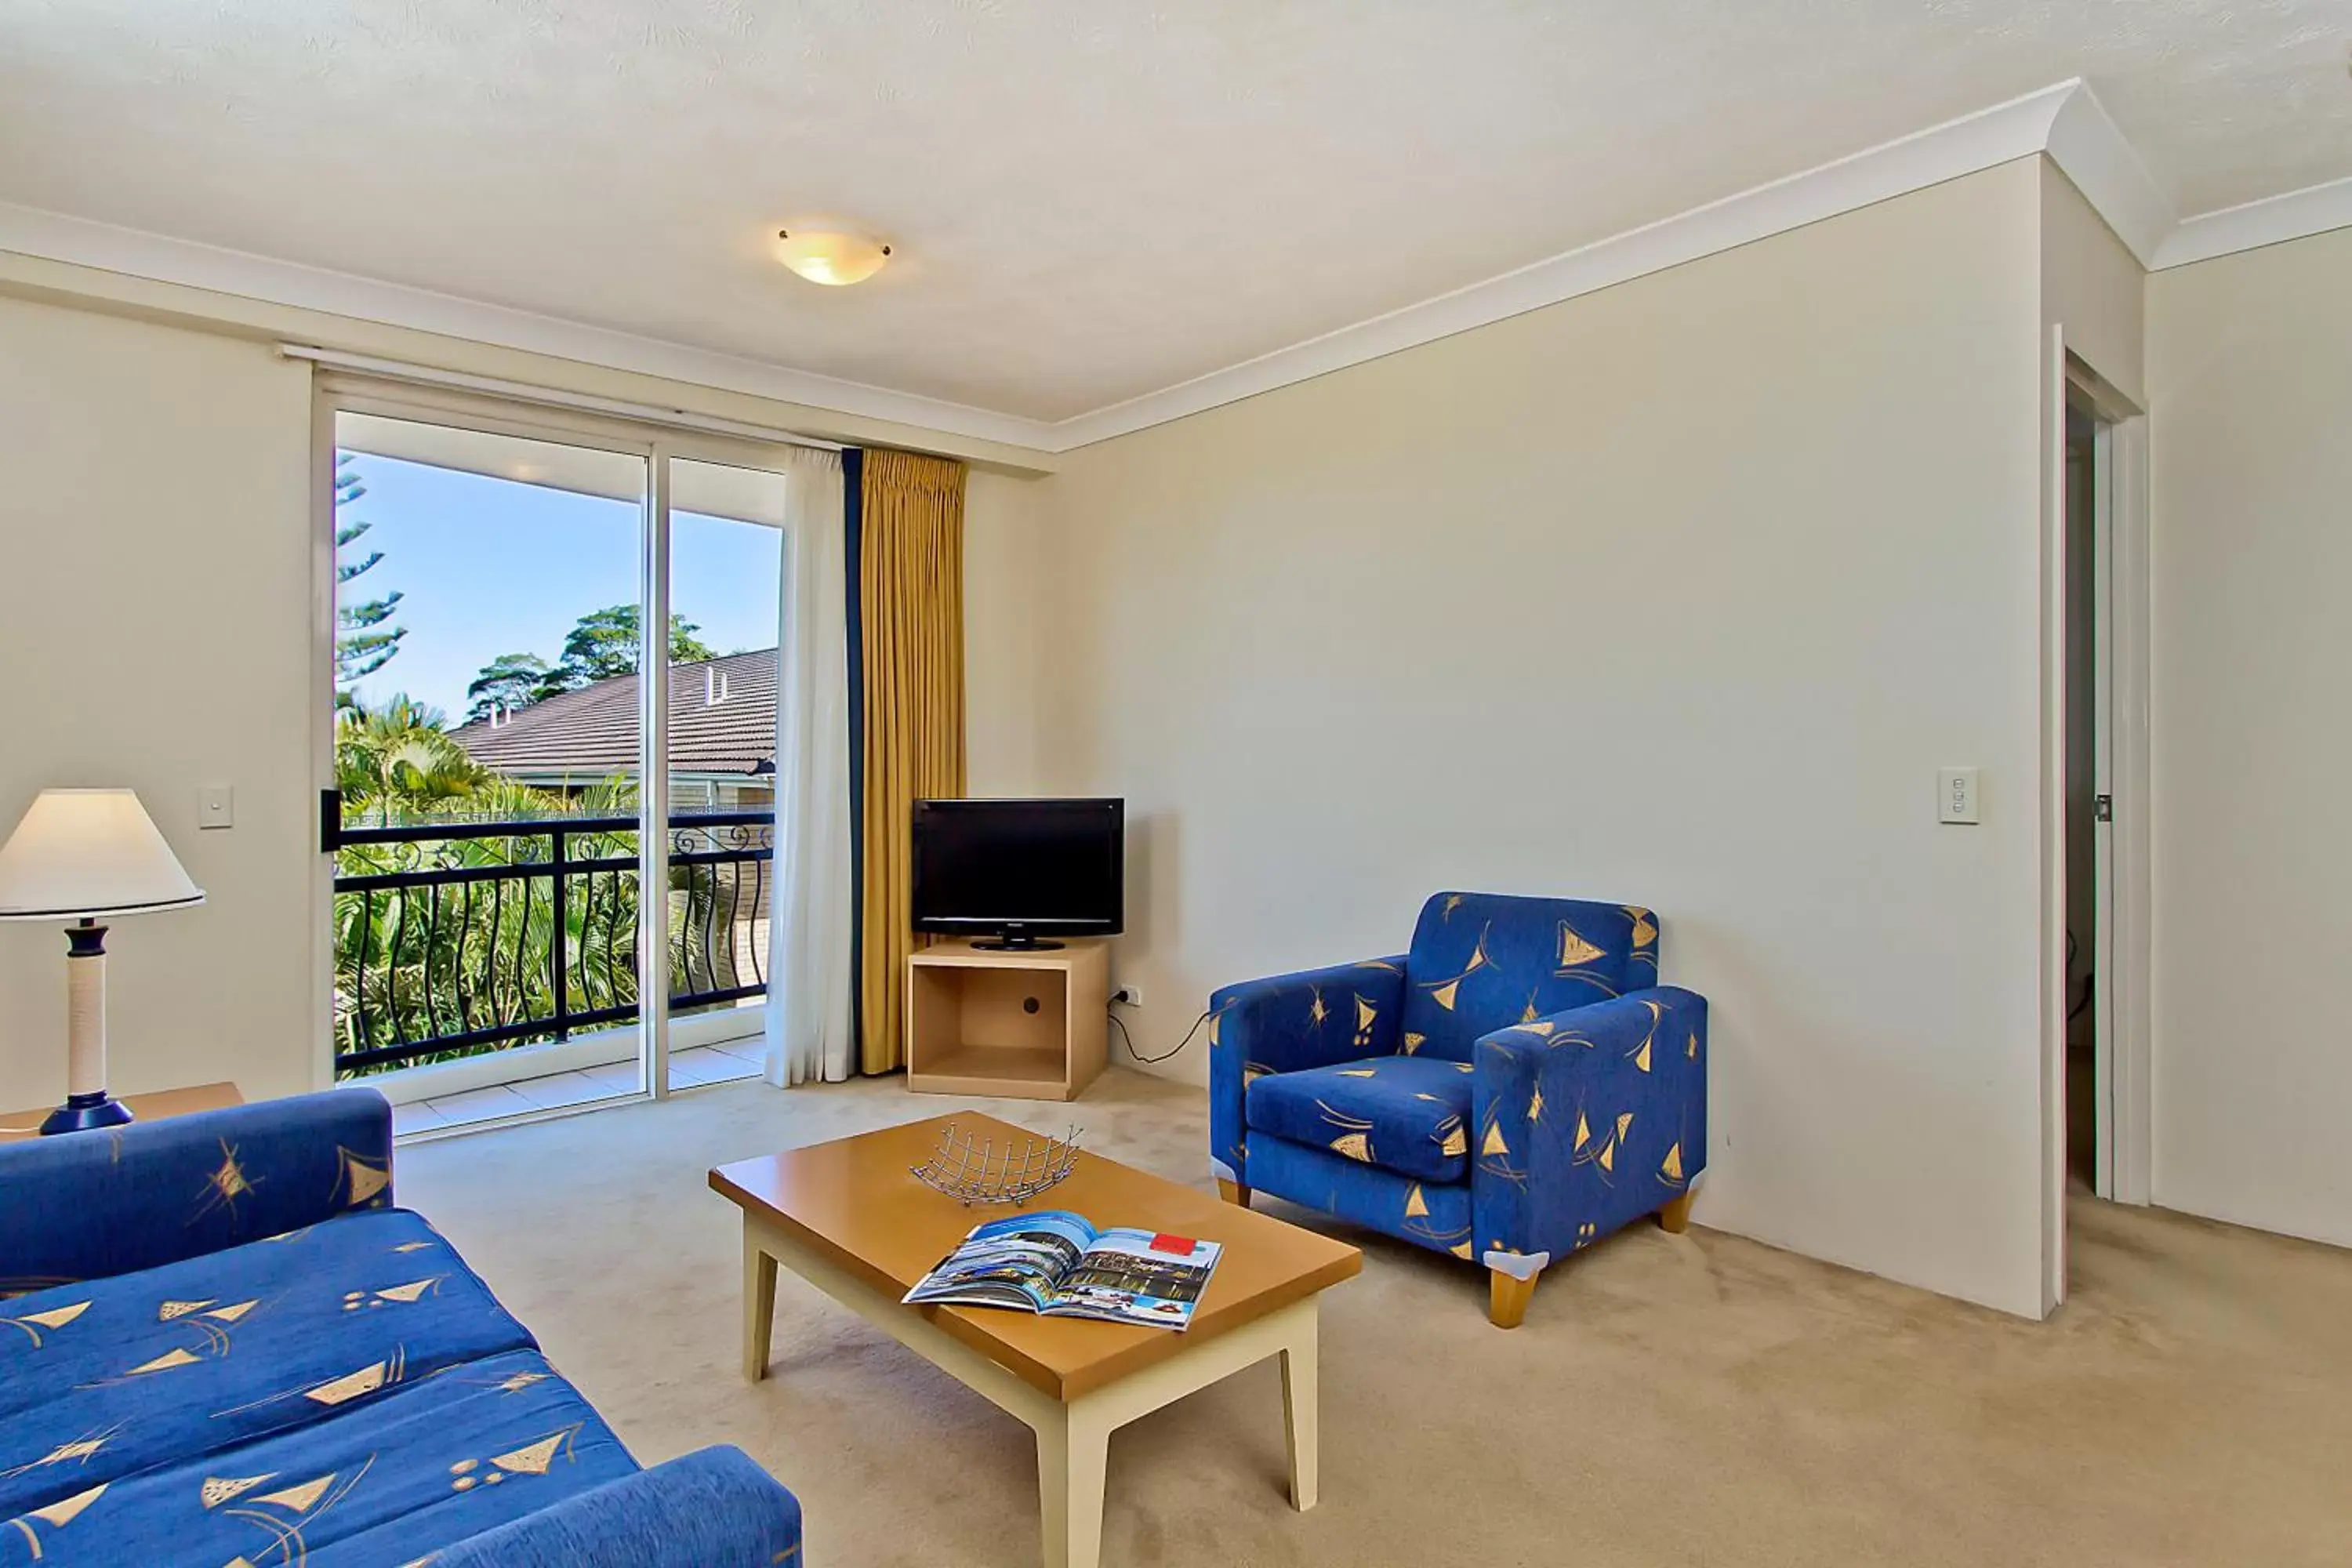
1207 956 1407 1187
430 1446 804 1568
1469 987 1708 1270
0 1087 392 1292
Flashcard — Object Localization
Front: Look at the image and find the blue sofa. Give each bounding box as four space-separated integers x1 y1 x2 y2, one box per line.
0 1088 801 1566
1210 891 1708 1327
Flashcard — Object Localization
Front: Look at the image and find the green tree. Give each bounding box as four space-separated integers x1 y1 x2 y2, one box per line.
335 694 488 822
463 653 559 724
552 604 717 689
333 456 405 703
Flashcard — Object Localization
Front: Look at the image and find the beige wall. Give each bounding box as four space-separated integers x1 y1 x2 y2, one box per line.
2041 162 2147 408
963 469 1048 796
1033 160 2053 1314
2146 224 2352 1248
0 294 321 1106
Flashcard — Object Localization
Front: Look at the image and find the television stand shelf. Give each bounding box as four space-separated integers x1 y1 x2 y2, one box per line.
906 938 1109 1102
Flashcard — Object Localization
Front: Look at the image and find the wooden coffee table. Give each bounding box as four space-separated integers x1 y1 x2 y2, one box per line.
710 1113 1361 1568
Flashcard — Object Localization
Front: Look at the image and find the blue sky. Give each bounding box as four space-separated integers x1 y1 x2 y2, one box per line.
339 452 782 722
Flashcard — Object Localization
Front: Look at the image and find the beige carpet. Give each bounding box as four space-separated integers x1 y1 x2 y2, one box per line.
400 1070 2352 1566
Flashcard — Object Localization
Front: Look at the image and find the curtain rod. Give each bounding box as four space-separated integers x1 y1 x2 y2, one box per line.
276 344 848 452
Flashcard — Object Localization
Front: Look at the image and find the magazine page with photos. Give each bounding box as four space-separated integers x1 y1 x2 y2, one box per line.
904 1212 1224 1330
1043 1227 1223 1330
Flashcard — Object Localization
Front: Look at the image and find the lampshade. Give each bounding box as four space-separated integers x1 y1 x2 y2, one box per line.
773 229 891 286
0 789 205 921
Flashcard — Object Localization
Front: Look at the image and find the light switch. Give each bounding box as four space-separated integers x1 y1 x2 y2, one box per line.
198 785 234 829
1936 768 1980 825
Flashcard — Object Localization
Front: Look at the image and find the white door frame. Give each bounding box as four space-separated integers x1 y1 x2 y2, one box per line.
2040 333 2153 1313
307 376 793 1115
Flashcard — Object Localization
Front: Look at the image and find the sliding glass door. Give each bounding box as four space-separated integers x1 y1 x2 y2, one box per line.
325 404 789 1128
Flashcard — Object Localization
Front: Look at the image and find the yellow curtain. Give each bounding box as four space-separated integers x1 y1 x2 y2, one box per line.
858 448 967 1073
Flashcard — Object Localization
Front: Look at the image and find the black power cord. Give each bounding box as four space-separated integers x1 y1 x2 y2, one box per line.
1108 1004 1212 1066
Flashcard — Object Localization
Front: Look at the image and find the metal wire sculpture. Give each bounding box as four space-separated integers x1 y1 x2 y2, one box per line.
910 1122 1083 1207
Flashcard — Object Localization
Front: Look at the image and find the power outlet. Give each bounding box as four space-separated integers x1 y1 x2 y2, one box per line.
1112 984 1144 1007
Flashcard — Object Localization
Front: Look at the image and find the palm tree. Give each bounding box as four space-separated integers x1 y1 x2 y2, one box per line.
336 695 488 823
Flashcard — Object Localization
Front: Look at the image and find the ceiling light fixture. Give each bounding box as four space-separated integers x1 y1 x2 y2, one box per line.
774 229 892 287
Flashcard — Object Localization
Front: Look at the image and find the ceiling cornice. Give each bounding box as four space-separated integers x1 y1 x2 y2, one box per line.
2154 173 2352 270
0 199 1050 451
2 78 2346 456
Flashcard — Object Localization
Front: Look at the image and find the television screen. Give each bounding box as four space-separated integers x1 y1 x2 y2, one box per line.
910 798 1124 943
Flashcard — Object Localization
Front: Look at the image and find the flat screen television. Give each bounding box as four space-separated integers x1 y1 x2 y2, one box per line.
910 797 1124 950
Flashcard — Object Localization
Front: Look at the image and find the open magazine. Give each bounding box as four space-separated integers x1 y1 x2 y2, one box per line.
903 1210 1223 1330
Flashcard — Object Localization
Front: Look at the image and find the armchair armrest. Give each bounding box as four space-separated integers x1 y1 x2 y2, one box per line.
0 1087 392 1292
1470 987 1708 1270
1207 955 1406 1188
430 1446 804 1568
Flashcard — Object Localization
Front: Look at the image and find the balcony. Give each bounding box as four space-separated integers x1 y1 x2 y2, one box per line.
330 808 771 1091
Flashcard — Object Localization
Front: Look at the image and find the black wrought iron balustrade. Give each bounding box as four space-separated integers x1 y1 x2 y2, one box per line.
328 809 772 1076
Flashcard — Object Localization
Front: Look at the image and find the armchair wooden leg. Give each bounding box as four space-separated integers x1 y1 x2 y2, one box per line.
1216 1179 1251 1209
1657 1191 1697 1234
1488 1266 1541 1329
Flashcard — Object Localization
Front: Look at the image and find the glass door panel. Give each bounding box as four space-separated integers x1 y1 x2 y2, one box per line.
659 457 788 1092
329 412 649 1127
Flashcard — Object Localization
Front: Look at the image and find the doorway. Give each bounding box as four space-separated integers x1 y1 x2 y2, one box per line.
2063 398 2101 1192
318 396 790 1132
2053 350 2154 1240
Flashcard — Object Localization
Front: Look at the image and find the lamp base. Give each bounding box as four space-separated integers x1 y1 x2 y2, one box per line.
41 1091 135 1136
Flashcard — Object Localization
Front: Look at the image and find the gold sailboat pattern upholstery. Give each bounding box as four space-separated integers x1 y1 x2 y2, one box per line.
1625 998 1665 1073
1627 908 1657 949
1556 921 1608 971
447 1425 583 1492
214 1347 410 1421
1660 1142 1686 1187
1437 1116 1468 1157
1352 994 1380 1049
191 1139 259 1225
1334 1068 1377 1079
1399 1183 1474 1256
1475 1108 1524 1186
388 1241 437 1254
1316 1102 1377 1163
343 1278 446 1312
1 1298 89 1348
1418 924 1494 1011
1401 1031 1426 1054
336 1148 391 1210
1571 1109 1637 1179
220 1456 375 1566
1 1426 119 1482
5 1482 107 1556
78 1298 262 1383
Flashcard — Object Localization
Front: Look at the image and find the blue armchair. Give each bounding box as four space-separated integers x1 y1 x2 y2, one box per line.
1210 891 1707 1327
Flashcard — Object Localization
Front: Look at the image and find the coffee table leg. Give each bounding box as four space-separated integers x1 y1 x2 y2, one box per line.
742 1227 778 1384
1035 1399 1109 1568
1281 1304 1319 1511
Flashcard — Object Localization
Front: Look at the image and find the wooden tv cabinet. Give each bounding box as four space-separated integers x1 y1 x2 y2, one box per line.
905 938 1109 1102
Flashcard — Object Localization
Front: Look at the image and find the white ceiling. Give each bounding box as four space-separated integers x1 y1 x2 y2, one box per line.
2 2 2347 426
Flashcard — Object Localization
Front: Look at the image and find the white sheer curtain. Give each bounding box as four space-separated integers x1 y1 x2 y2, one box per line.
764 448 856 1084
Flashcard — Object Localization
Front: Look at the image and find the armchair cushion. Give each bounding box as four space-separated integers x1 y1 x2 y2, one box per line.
1245 1056 1475 1184
0 1207 536 1518
1207 956 1407 1189
1401 893 1658 1063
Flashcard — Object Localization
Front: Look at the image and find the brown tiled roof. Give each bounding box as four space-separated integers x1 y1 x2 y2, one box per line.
451 648 778 779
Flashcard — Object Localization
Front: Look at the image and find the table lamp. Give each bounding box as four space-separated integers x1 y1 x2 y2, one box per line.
0 789 205 1134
